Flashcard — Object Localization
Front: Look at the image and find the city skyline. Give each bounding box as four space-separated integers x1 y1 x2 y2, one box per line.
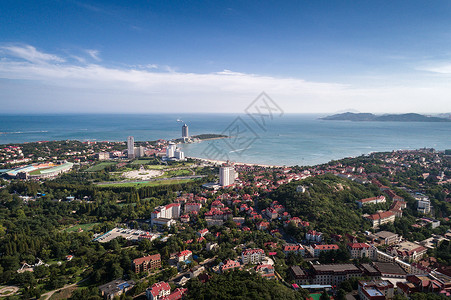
1 1 451 114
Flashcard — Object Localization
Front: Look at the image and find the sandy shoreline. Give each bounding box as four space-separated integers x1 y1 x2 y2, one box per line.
188 156 283 168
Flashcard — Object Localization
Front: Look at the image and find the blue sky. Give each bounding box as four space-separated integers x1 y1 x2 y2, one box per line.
1 0 451 113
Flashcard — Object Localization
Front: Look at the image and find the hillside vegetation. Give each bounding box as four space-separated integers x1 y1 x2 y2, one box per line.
271 174 380 234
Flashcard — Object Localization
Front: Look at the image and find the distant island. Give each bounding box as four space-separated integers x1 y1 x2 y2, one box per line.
191 133 228 140
320 112 451 122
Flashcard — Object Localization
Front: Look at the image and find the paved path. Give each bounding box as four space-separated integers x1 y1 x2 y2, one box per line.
0 286 19 297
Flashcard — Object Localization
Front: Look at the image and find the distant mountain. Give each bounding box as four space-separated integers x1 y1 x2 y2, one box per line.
320 112 451 122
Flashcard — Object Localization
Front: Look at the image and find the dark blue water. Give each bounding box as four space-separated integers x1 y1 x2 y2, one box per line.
1 114 450 166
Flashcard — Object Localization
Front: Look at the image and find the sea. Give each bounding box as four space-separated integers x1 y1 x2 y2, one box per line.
1 113 451 167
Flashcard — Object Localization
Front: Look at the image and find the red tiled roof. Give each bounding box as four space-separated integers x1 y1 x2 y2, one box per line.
133 253 161 265
313 244 339 250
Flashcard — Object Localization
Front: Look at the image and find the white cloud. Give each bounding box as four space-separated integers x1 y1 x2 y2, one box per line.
418 63 451 74
0 45 65 64
85 49 101 61
0 44 451 114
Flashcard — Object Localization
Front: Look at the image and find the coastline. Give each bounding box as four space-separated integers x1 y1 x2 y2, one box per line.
188 156 283 168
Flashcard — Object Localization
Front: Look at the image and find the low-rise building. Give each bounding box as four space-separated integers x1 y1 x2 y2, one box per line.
347 243 375 259
373 262 407 278
390 241 427 262
221 259 241 272
176 250 192 262
306 230 323 243
254 264 275 279
146 281 171 300
358 280 394 300
374 231 399 245
99 279 135 300
242 248 265 264
365 211 396 228
132 254 161 273
289 266 310 285
189 265 205 278
283 244 305 256
311 264 363 286
356 196 386 208
310 244 339 258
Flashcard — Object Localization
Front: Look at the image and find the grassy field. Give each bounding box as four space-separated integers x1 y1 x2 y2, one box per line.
99 178 196 188
146 165 167 170
64 223 100 233
49 286 78 300
163 169 192 177
86 162 117 172
130 159 155 165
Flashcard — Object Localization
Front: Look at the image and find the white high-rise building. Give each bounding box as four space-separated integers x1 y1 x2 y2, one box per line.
219 166 236 186
182 124 189 138
166 143 176 158
127 136 135 159
174 149 185 160
134 146 145 158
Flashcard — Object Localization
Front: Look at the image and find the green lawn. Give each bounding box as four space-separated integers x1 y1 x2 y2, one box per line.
86 162 117 172
64 223 100 233
130 159 154 165
99 178 196 188
163 169 192 177
146 165 167 170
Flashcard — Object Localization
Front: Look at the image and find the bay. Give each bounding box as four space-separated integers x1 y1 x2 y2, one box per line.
1 114 450 166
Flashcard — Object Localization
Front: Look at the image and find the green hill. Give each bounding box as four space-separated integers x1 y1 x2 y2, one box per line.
271 174 380 234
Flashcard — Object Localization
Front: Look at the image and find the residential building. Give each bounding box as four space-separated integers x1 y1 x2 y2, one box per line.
374 231 399 245
242 248 265 264
373 262 407 278
289 266 310 285
151 203 181 226
189 265 205 278
311 264 363 286
283 244 305 256
176 250 192 262
166 143 176 158
184 202 202 213
97 152 110 160
347 243 375 259
306 230 323 243
127 136 135 159
356 196 386 208
161 288 187 300
182 124 189 138
358 280 394 300
254 264 275 279
365 211 396 228
146 281 171 300
219 165 236 186
310 244 339 258
197 228 209 237
99 279 135 300
397 275 448 297
221 259 241 272
132 254 161 273
174 149 185 160
390 241 428 262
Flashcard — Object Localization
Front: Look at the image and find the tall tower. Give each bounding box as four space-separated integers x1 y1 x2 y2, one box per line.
166 142 176 158
219 165 236 186
127 136 135 159
182 124 189 138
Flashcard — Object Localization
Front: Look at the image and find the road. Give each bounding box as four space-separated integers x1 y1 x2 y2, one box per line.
39 273 89 300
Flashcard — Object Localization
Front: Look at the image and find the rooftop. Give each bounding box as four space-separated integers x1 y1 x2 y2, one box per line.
373 262 407 275
312 264 360 273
